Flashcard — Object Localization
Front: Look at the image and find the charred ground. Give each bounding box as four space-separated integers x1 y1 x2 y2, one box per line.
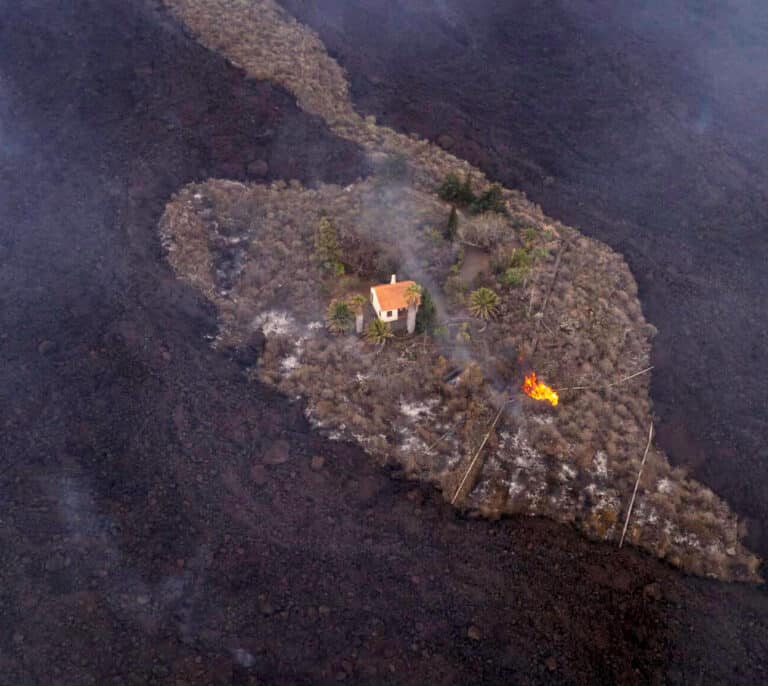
1 1 767 684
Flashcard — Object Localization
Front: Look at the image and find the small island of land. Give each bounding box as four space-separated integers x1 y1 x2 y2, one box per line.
159 0 760 582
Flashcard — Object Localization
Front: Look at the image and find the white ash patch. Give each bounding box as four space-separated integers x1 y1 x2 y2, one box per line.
633 500 658 526
399 433 429 454
705 542 728 558
529 414 554 426
672 531 702 548
307 320 324 330
505 428 546 472
585 483 621 511
664 520 702 549
281 354 299 372
443 440 464 469
252 310 296 336
304 405 326 428
657 477 673 495
594 451 608 479
507 478 526 500
560 463 577 481
399 398 439 420
524 474 549 509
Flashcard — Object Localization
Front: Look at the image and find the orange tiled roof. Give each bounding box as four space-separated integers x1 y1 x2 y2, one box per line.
372 280 417 311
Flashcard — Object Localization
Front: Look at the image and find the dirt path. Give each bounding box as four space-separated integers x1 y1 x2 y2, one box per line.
1 1 767 683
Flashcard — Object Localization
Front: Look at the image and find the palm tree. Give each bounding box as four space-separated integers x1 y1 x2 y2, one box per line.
348 294 368 335
404 282 422 335
468 287 500 321
325 300 354 334
365 318 393 347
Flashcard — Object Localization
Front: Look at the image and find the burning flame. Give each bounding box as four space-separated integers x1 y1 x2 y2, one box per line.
522 372 559 407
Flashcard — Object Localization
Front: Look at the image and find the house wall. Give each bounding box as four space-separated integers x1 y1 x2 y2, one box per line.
380 309 399 322
370 288 399 322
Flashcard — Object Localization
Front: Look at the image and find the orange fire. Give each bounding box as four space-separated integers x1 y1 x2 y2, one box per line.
522 372 559 407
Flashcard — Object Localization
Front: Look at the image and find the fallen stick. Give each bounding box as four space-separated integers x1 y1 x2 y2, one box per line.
526 284 537 318
424 428 455 455
558 365 654 392
619 422 654 549
450 402 508 505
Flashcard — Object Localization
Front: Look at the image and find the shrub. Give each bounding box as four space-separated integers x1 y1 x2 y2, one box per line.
456 322 471 343
502 267 528 288
509 248 532 268
415 287 437 334
325 300 354 334
437 173 476 205
460 213 508 248
522 227 539 245
470 184 507 215
433 324 449 341
490 248 511 274
315 215 345 275
468 287 501 320
443 275 468 302
365 318 393 346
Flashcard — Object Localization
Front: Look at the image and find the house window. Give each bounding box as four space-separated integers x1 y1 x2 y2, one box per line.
387 310 393 318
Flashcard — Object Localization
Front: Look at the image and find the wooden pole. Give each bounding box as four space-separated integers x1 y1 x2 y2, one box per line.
529 241 569 357
619 422 654 548
558 365 654 393
451 402 508 505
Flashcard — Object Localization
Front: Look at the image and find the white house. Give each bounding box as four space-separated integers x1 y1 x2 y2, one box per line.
370 275 418 327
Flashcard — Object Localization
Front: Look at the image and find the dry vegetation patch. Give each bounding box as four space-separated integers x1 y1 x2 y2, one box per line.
161 177 759 581
159 0 760 581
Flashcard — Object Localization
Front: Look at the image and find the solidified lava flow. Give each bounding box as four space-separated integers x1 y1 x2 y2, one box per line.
2 1 768 684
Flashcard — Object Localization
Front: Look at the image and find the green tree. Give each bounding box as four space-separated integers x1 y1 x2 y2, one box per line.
325 300 354 334
468 287 501 320
469 184 507 215
444 206 459 241
315 215 344 275
365 318 393 346
415 287 437 334
438 173 476 205
404 282 422 335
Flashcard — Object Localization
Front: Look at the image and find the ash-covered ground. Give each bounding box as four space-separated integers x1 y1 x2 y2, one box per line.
1 1 767 684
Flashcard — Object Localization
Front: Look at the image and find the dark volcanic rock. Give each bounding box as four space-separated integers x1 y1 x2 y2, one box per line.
262 439 291 465
1 1 767 685
227 331 266 368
